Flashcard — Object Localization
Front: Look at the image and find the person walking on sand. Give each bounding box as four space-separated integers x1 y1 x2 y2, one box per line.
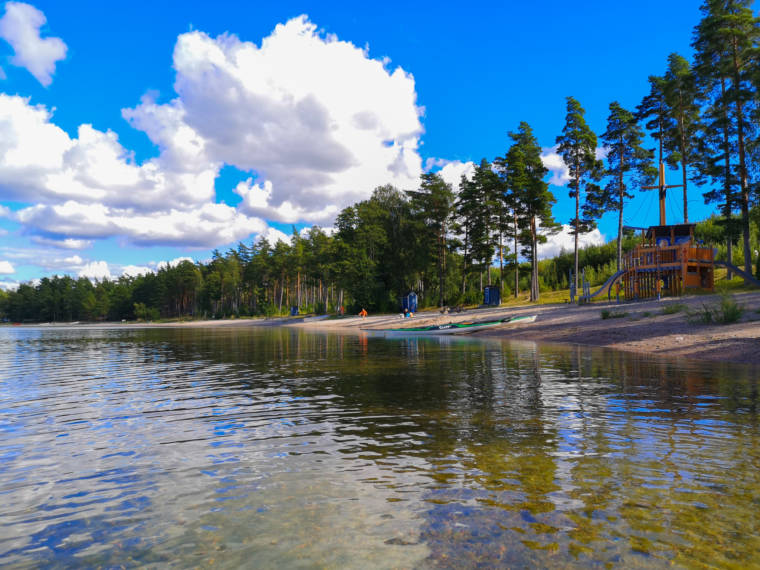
359 308 368 318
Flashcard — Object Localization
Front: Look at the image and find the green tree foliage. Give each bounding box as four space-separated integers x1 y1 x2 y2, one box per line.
636 59 701 226
636 74 670 169
692 0 759 281
407 173 456 308
335 185 417 312
503 122 559 302
456 159 504 297
8 1 760 317
590 102 655 271
556 96 603 292
662 53 702 223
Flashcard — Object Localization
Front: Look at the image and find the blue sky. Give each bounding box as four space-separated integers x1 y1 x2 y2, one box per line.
0 1 723 286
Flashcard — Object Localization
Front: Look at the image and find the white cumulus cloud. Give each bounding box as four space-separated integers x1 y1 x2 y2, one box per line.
155 256 195 271
259 226 290 245
0 95 218 212
541 145 608 187
123 15 424 223
537 225 606 260
0 94 269 247
78 260 111 280
15 200 269 246
31 236 92 249
0 15 428 254
435 160 475 193
540 146 570 187
120 264 153 277
0 259 14 273
0 1 66 86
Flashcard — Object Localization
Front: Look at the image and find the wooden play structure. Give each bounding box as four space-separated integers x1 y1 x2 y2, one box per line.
620 162 715 300
621 223 715 299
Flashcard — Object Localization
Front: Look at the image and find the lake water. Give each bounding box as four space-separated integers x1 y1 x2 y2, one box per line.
1 325 759 568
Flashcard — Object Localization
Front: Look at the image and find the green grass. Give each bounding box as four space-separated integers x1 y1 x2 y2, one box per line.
714 294 745 323
601 309 628 319
447 268 757 313
686 293 745 325
661 303 687 315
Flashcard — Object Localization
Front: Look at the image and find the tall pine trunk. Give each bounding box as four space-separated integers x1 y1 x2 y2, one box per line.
513 212 519 298
720 77 733 280
530 216 539 302
296 271 301 309
616 140 625 272
573 174 580 292
438 230 445 308
677 105 689 223
499 231 504 294
461 226 469 296
731 47 752 279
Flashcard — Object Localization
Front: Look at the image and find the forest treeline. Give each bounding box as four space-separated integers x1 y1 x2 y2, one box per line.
2 0 760 322
1 211 756 323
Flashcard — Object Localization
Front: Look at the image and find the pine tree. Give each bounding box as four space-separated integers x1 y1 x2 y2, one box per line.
555 96 603 293
408 173 455 308
636 74 672 203
636 74 670 171
503 122 559 302
636 65 701 226
467 160 500 285
590 102 654 271
455 172 478 296
493 153 522 298
662 53 701 223
692 0 759 280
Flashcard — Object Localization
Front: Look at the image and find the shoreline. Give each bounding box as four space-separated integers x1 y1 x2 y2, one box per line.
9 291 760 367
288 291 760 367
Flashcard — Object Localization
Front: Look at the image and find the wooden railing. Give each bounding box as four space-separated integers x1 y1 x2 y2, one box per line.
623 244 714 270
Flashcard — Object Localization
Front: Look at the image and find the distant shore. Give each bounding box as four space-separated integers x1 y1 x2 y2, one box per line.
11 291 760 367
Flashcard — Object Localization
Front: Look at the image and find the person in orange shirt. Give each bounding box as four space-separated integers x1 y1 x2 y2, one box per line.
358 308 368 318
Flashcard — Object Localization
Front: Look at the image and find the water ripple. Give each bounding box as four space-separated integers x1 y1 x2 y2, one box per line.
0 327 759 567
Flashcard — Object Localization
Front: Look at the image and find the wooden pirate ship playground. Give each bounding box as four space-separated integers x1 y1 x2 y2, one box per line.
579 161 760 303
620 223 714 300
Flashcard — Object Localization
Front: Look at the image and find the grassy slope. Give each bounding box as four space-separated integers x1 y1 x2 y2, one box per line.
481 268 757 308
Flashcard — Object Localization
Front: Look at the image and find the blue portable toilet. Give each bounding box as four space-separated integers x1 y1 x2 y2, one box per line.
400 292 418 313
484 286 500 306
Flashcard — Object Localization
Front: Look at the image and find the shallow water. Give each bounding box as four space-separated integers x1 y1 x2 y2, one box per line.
1 325 759 568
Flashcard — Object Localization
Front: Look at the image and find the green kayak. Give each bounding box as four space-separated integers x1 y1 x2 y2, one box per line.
373 315 536 336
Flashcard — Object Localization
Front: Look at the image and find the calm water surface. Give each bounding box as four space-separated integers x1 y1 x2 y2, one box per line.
1 325 759 568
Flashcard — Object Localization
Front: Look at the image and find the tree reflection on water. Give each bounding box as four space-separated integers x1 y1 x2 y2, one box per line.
1 326 758 567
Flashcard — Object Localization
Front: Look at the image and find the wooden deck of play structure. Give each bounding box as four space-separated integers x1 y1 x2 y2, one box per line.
620 224 714 300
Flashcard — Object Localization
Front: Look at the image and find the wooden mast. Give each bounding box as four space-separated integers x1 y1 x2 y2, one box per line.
642 162 684 226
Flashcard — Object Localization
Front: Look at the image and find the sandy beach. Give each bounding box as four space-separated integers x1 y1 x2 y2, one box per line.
288 291 760 367
23 291 760 367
